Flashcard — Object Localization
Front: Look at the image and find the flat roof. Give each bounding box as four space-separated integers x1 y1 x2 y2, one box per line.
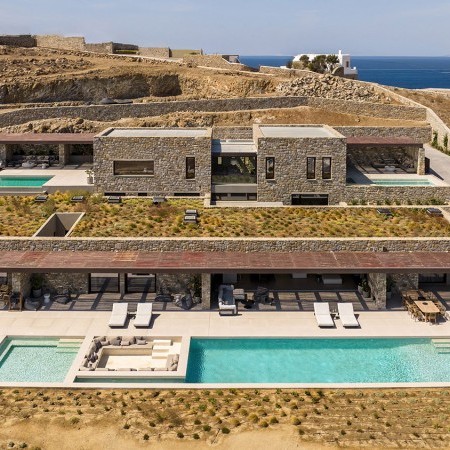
0 133 96 144
106 128 209 138
347 136 423 146
2 251 450 273
259 126 337 138
212 139 257 154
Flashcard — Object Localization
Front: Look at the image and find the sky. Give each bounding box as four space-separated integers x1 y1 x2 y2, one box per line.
0 0 449 56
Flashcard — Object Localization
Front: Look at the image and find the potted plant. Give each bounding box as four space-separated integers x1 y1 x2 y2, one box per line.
31 274 44 298
86 169 94 184
358 278 370 298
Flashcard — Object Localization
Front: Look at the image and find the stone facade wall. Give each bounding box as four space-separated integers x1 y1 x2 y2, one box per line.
0 35 36 47
212 127 253 140
343 186 450 204
308 97 426 121
255 126 347 204
183 54 253 72
335 126 431 143
390 273 419 293
427 109 450 149
0 144 8 162
85 42 114 54
156 273 191 295
10 272 31 296
94 131 212 195
139 47 171 58
35 35 86 52
2 236 450 253
43 272 89 295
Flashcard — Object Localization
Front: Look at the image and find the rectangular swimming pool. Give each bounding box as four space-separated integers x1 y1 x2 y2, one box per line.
186 338 450 384
0 337 81 383
371 179 435 186
0 176 53 187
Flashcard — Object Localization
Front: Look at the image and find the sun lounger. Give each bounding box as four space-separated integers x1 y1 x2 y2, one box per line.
134 303 153 327
108 303 129 327
313 302 334 327
338 303 360 328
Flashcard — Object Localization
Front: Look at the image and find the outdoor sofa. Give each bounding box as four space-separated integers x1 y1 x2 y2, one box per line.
218 284 237 315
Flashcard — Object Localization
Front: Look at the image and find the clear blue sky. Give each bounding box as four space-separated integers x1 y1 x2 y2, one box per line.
1 0 449 56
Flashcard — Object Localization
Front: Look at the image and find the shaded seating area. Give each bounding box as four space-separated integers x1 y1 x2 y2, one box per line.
401 290 447 323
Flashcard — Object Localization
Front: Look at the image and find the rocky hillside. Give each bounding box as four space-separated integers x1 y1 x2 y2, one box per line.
276 74 392 103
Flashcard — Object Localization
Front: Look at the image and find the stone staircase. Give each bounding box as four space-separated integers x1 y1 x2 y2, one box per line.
431 339 450 354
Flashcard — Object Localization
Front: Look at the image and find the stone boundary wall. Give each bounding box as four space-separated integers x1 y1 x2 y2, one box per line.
343 186 450 204
112 43 139 52
212 127 253 140
183 54 253 72
35 35 86 52
335 126 431 143
259 66 322 79
371 85 450 149
0 237 450 253
85 42 114 54
0 35 36 47
139 47 171 58
308 97 426 121
0 96 426 127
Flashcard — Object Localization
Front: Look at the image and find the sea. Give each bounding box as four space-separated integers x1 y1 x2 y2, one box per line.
239 55 450 89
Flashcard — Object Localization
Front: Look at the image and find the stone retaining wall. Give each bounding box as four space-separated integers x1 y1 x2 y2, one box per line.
35 35 86 52
0 96 425 127
343 186 450 204
85 42 114 54
1 236 450 253
212 127 253 140
259 66 322 78
183 54 253 72
0 35 36 47
139 47 171 58
335 126 431 143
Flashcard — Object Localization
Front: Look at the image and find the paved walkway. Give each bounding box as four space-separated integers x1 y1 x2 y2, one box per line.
425 144 450 183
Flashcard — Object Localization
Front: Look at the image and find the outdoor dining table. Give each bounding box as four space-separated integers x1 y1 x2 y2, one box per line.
414 300 440 323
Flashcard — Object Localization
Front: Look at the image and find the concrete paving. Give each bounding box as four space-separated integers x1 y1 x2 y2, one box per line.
425 144 450 184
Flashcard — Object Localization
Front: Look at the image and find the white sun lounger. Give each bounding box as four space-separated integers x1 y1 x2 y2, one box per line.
313 302 334 327
108 303 129 327
134 303 153 327
338 303 360 327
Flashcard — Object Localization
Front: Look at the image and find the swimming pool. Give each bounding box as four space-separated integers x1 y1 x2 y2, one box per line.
371 179 435 186
186 338 450 384
0 176 53 187
0 337 81 383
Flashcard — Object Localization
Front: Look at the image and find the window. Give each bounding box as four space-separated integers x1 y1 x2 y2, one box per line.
114 160 154 176
306 157 316 179
322 157 332 179
186 157 196 179
265 157 275 180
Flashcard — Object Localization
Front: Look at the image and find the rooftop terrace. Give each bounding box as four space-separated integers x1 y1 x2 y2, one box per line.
103 128 209 138
258 125 341 138
0 194 449 238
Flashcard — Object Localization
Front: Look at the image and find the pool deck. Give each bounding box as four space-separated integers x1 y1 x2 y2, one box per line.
1 309 450 389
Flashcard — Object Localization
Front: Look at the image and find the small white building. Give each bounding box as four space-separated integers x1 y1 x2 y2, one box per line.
291 50 358 78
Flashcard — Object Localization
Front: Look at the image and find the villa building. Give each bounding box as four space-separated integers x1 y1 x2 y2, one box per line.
292 50 358 78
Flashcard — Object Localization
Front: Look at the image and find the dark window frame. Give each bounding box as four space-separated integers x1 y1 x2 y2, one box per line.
186 156 196 180
322 157 332 180
265 157 275 180
306 157 316 180
113 160 155 176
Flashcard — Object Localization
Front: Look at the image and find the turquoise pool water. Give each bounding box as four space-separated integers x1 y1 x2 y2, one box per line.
0 338 79 383
0 176 53 187
372 179 435 186
186 338 450 383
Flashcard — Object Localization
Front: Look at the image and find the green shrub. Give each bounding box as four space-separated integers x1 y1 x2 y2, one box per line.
221 427 230 434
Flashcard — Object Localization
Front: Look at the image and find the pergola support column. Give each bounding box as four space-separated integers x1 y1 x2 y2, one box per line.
58 144 71 166
10 272 31 298
201 273 211 310
417 147 426 175
367 273 387 310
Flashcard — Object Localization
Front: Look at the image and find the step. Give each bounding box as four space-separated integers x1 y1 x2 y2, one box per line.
152 347 170 354
432 339 450 344
55 348 80 354
58 338 84 344
57 342 82 348
435 348 450 354
433 343 450 348
153 340 171 346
